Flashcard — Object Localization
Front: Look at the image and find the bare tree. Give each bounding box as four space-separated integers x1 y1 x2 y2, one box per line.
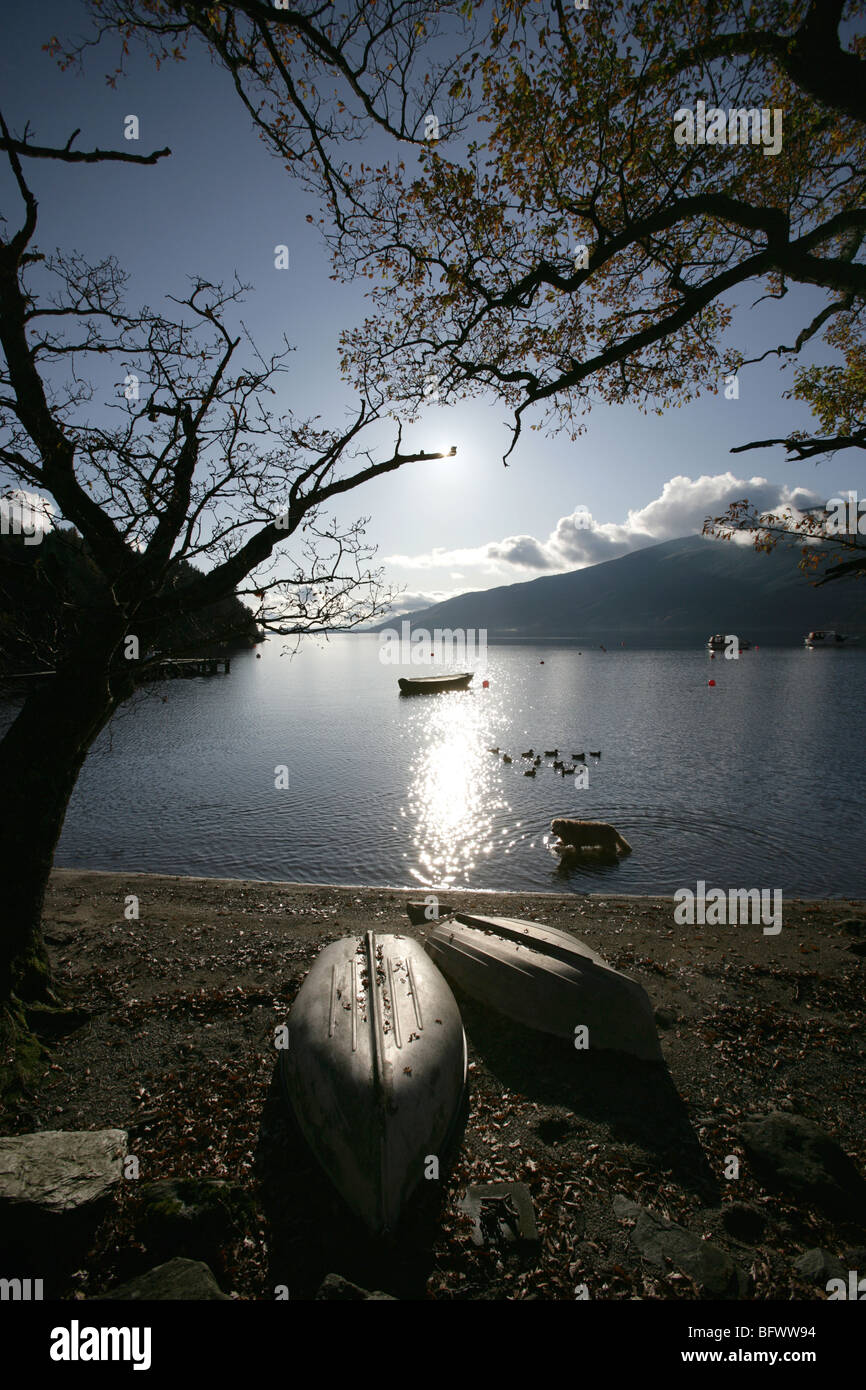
55 0 482 227
0 125 453 1069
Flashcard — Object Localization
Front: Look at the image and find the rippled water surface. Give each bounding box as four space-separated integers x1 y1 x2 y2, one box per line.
25 636 866 895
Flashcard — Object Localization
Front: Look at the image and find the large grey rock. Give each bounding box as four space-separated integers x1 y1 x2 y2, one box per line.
0 1129 127 1213
614 1195 748 1298
93 1257 229 1300
315 1273 396 1301
0 1129 126 1270
795 1248 846 1286
741 1112 866 1221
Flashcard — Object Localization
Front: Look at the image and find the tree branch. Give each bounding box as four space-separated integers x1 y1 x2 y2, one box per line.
0 131 170 165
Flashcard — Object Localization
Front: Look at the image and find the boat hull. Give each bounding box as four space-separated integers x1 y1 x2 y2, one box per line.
424 912 662 1062
398 672 473 694
281 932 467 1234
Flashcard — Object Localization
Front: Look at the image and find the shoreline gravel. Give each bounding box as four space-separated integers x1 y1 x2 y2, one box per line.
2 867 864 1301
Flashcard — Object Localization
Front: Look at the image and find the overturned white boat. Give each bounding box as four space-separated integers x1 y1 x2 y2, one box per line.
422 912 662 1062
280 931 467 1234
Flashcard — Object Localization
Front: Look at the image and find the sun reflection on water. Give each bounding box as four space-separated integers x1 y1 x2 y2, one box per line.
402 690 510 887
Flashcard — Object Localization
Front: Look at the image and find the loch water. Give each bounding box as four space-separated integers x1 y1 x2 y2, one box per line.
13 635 866 897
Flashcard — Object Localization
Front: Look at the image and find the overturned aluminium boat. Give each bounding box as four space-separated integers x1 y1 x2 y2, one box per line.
422 911 662 1062
280 931 467 1234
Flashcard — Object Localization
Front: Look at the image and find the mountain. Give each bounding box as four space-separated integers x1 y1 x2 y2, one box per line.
384 535 866 647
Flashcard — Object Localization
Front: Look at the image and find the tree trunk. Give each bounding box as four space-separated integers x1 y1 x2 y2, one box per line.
0 633 129 1007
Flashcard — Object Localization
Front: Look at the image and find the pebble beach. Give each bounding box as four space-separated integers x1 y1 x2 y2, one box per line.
4 868 865 1301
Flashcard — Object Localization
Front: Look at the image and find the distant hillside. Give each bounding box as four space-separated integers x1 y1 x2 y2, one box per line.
386 536 866 647
0 528 262 676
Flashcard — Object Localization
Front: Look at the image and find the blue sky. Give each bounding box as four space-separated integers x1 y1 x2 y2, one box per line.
2 1 864 613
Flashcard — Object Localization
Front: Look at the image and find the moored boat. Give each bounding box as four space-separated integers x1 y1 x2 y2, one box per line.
398 671 473 694
707 633 752 651
280 931 467 1234
422 911 662 1062
804 630 850 648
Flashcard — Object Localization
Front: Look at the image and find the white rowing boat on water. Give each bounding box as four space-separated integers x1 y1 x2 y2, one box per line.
398 671 473 694
280 931 467 1234
422 911 662 1062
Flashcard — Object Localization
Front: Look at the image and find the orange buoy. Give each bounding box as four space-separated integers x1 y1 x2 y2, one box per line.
482 679 489 688
708 679 716 686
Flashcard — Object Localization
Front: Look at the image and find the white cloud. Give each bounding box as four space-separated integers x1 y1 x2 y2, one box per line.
384 473 824 581
383 587 467 617
486 533 556 569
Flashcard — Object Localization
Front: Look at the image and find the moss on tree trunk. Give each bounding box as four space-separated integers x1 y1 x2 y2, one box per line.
0 998 48 1101
0 630 130 1091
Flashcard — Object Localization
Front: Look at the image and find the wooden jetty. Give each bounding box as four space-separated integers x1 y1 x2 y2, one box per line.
145 657 231 680
0 657 231 687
